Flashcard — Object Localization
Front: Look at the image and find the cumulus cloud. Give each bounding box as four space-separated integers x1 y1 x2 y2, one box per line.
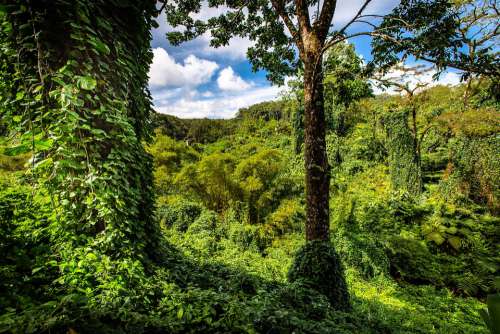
372 64 462 95
154 85 281 119
148 48 219 88
151 4 253 61
201 35 254 60
217 67 252 91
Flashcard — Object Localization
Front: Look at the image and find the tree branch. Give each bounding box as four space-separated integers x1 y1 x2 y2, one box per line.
313 0 338 41
336 0 372 37
295 0 311 35
270 0 300 44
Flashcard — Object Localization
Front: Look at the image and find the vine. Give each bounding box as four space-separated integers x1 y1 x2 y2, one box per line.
383 106 422 196
0 2 161 327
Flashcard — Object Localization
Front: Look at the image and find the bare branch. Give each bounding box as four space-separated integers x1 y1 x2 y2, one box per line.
337 0 372 36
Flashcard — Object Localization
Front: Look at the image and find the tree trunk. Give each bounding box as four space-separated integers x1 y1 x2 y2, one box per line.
303 60 330 241
2 0 159 260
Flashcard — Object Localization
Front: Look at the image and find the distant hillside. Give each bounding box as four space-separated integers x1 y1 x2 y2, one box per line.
152 100 288 143
152 113 237 144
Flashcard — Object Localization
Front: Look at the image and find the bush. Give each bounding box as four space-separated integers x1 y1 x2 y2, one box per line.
262 199 304 237
157 201 203 232
385 235 443 285
288 240 350 311
333 228 389 279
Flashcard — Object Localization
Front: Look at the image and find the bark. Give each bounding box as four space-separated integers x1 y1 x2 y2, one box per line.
272 1 335 242
303 55 330 241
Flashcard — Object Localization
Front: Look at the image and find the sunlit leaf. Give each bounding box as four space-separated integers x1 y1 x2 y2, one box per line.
77 76 97 90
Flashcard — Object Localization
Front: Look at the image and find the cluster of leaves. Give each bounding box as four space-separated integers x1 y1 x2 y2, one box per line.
0 1 166 332
151 119 302 228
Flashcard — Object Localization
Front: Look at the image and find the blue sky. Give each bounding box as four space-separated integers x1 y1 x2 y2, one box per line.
149 0 461 119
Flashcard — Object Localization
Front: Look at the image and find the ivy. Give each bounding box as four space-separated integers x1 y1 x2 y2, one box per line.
0 0 161 328
383 106 423 196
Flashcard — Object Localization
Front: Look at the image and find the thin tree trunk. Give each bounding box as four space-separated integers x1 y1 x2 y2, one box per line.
303 60 330 241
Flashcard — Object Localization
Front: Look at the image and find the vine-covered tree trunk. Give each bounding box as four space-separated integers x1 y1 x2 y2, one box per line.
1 0 159 259
384 109 423 195
303 58 330 241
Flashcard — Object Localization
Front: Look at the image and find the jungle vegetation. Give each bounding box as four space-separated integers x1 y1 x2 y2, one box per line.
0 0 499 333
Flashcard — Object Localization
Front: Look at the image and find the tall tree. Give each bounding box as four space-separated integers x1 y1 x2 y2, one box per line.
163 0 459 243
1 0 159 257
453 0 499 105
372 63 434 195
323 42 373 136
0 3 161 324
163 0 462 308
370 0 499 77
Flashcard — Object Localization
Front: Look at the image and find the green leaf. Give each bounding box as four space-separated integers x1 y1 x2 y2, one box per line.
35 138 54 150
91 38 111 55
448 236 461 251
32 267 43 274
446 226 457 234
426 231 445 245
78 76 97 90
4 144 30 156
177 308 184 320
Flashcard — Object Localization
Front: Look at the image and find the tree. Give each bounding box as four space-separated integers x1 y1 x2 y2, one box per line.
372 63 435 194
234 149 284 224
0 1 162 324
323 42 373 135
164 0 459 242
371 0 499 78
452 0 500 105
175 152 238 213
383 106 423 195
163 0 462 309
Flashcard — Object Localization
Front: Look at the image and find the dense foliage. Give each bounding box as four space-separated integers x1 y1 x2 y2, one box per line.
2 79 498 332
0 0 499 332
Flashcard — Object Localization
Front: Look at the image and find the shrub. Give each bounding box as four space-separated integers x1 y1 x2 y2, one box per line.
333 228 389 279
157 201 203 232
288 240 350 311
385 236 443 285
262 199 304 237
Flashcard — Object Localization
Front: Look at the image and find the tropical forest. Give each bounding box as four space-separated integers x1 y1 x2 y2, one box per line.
0 0 499 333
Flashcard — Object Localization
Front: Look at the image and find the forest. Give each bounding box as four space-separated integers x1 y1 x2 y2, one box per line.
0 0 499 333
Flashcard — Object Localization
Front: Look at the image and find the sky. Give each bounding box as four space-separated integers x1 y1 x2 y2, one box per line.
149 0 462 119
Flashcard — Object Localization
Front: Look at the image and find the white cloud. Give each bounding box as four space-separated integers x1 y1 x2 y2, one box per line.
372 64 462 95
148 48 219 88
217 67 252 91
201 34 254 60
154 85 281 119
152 3 253 61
